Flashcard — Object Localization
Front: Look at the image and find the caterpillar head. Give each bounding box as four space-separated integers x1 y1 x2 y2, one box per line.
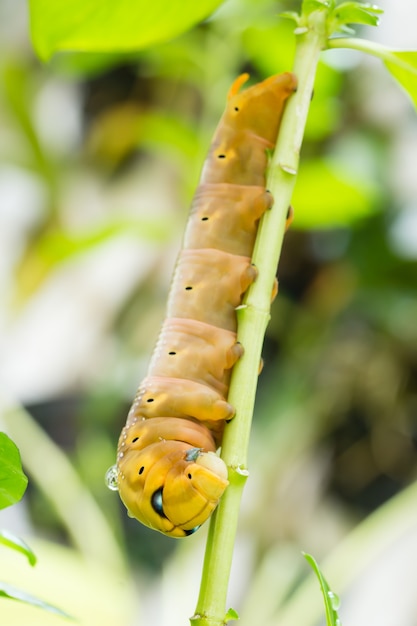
225 72 298 145
115 418 228 537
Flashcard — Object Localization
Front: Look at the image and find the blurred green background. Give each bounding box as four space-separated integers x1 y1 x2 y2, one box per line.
1 0 417 624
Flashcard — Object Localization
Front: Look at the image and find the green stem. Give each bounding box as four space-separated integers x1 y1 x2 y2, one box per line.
191 9 328 626
328 36 416 70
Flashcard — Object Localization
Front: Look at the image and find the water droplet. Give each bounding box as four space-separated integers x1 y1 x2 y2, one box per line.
105 465 119 491
327 590 341 611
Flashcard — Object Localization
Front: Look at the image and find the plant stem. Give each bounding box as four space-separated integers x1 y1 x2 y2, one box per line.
191 9 328 626
327 36 410 66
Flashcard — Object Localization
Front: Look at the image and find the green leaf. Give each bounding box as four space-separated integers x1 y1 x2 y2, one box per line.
303 553 342 626
0 582 73 619
384 51 417 110
0 530 37 566
28 0 226 61
224 607 239 621
303 0 333 15
0 434 28 510
332 2 383 27
328 39 417 111
291 159 379 229
37 219 171 265
279 11 301 27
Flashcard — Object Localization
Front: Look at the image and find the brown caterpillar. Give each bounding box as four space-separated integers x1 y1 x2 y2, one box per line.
109 72 297 537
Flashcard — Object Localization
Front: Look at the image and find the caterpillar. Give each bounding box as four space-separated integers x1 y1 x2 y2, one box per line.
108 72 297 537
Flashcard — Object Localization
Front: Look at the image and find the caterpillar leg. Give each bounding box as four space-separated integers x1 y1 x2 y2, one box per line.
257 189 274 213
271 278 278 302
241 263 258 291
226 341 244 368
149 318 242 395
285 205 294 230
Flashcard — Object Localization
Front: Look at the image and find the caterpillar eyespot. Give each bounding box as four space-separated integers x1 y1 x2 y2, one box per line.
112 71 297 538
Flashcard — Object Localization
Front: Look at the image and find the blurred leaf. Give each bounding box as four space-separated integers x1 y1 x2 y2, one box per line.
88 106 201 167
0 434 28 510
29 0 227 61
39 220 170 259
0 582 73 619
384 51 417 110
304 94 341 141
16 219 172 301
291 159 379 229
2 62 55 186
304 61 343 140
139 112 201 159
0 531 36 566
242 20 296 77
0 537 133 625
50 51 142 78
303 553 342 626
